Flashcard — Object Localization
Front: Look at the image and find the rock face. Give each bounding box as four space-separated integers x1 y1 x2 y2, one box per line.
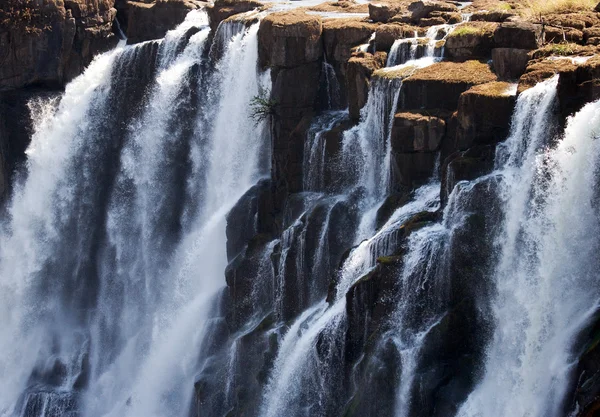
494 21 541 50
0 0 118 89
258 10 324 218
346 51 387 119
120 0 204 44
390 111 446 187
453 81 516 150
205 0 263 31
445 22 497 60
322 18 378 105
491 47 530 79
399 60 498 111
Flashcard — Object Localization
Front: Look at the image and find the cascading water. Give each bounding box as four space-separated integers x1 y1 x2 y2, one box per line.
0 11 269 417
455 78 600 416
3 3 600 417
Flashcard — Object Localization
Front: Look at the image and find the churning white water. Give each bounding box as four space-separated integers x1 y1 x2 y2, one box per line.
0 12 269 417
456 78 600 417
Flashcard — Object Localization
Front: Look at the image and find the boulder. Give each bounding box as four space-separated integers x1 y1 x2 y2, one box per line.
390 111 446 153
445 22 497 60
418 16 447 26
518 57 578 93
494 21 542 50
471 10 515 23
346 51 387 120
124 0 204 44
205 0 263 32
491 47 530 79
0 0 118 89
368 1 408 23
308 0 369 14
258 10 323 69
453 81 516 151
322 18 378 72
556 55 600 118
407 0 458 22
374 23 425 52
400 60 498 111
543 26 584 44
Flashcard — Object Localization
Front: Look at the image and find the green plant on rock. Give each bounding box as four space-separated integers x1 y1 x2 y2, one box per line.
548 42 576 56
249 94 278 126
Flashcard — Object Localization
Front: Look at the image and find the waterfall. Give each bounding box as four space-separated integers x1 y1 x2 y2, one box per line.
4 4 600 417
0 12 270 417
454 78 600 416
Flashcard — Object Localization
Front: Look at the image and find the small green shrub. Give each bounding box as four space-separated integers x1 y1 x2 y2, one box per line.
249 94 278 126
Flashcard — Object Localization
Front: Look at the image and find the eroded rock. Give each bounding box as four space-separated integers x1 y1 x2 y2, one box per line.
445 22 497 60
346 51 387 119
400 60 498 111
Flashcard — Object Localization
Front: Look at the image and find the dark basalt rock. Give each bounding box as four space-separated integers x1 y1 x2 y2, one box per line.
440 145 495 206
121 0 205 44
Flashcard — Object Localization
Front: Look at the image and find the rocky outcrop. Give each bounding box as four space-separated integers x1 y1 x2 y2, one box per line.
374 23 425 52
0 0 118 90
120 0 205 44
494 21 541 50
258 11 324 217
205 0 263 32
453 81 516 150
346 51 387 120
445 22 497 60
390 111 446 187
322 18 378 105
491 47 530 79
399 60 498 111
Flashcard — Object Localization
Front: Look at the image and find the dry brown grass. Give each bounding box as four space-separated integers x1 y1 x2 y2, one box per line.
406 60 497 84
521 0 597 18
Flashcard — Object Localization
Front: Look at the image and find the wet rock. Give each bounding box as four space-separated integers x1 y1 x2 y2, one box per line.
375 190 412 229
440 145 495 205
322 18 378 105
400 60 497 111
205 0 263 32
263 10 324 211
453 81 516 150
226 179 275 261
123 0 204 44
556 55 600 118
391 151 438 188
258 10 323 69
445 22 497 60
390 111 446 153
0 0 118 89
491 47 530 79
494 21 542 50
409 177 501 417
566 314 600 417
0 88 61 199
346 51 387 120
